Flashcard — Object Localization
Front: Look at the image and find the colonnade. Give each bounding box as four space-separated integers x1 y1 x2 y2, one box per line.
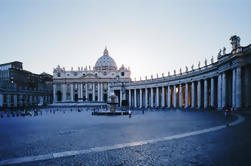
0 93 51 108
54 82 107 102
122 67 242 110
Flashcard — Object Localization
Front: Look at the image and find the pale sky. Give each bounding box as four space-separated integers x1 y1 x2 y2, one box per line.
1 0 251 79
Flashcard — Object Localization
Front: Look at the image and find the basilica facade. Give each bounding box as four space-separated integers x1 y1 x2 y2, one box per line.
53 48 131 103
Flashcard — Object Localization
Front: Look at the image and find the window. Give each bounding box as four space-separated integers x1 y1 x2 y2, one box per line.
121 72 124 76
57 73 61 77
74 72 77 76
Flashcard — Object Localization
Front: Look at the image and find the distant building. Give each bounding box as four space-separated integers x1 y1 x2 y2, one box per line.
53 47 131 104
0 61 53 109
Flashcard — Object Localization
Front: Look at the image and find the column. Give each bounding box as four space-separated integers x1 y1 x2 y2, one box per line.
70 84 74 101
167 86 171 108
236 67 242 108
211 78 215 107
14 95 17 107
140 88 142 108
179 84 182 108
191 82 195 108
0 94 3 107
92 83 95 101
98 83 101 101
34 95 37 104
77 84 81 102
204 79 208 108
197 81 201 108
185 83 189 108
85 83 88 101
217 74 222 108
29 95 32 105
145 88 148 108
62 84 67 102
100 83 103 101
232 69 236 108
80 83 83 101
134 89 137 108
156 87 159 107
222 72 226 108
53 84 56 103
151 87 154 108
120 89 123 107
20 95 23 107
161 86 165 108
108 83 111 98
173 85 177 108
129 89 131 107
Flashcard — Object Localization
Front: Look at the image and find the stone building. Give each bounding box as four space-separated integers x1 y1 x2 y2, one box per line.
53 47 131 104
111 36 251 110
0 61 53 109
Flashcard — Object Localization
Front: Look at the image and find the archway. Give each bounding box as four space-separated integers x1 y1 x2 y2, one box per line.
56 91 62 102
74 94 78 102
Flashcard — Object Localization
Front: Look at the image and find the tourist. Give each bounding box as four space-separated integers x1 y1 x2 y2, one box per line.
129 110 132 118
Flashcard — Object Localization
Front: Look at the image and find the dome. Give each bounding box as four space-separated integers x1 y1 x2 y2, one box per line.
94 47 117 71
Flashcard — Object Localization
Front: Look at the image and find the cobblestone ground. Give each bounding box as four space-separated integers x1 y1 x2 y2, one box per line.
0 108 250 166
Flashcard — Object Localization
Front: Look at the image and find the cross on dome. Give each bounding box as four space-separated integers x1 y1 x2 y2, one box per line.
103 46 109 56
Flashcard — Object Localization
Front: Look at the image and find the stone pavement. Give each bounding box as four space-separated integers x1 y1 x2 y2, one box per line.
0 108 250 166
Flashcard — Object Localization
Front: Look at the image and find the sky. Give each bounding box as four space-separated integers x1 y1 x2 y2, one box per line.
0 0 251 80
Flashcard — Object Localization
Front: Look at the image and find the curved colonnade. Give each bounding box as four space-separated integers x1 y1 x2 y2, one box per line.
111 44 251 110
